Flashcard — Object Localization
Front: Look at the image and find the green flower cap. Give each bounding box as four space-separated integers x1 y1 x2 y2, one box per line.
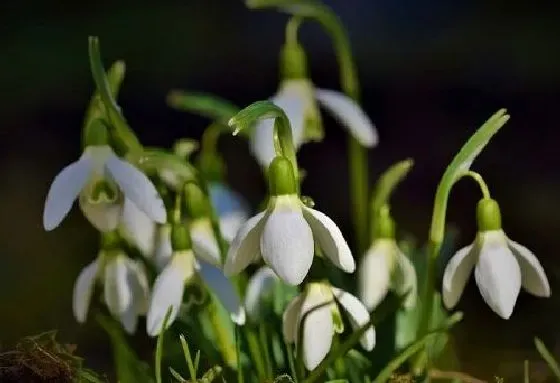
476 198 502 232
268 156 298 196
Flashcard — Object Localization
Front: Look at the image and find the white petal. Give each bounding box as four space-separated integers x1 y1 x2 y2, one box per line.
146 252 195 336
105 154 166 223
198 260 246 325
508 239 551 297
154 224 173 271
249 93 305 168
224 211 266 276
261 201 314 285
220 212 249 243
43 156 93 231
244 267 279 320
302 206 355 273
104 255 132 316
299 288 334 371
474 241 521 319
191 219 221 266
315 88 378 147
120 258 151 334
72 259 99 323
442 244 476 309
282 294 304 343
120 198 156 256
332 287 375 351
358 242 393 311
393 251 418 310
126 259 150 315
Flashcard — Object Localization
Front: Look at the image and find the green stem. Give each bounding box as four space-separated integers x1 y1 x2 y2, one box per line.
245 328 268 380
259 322 275 379
462 170 491 199
248 0 370 254
229 100 300 191
373 313 463 383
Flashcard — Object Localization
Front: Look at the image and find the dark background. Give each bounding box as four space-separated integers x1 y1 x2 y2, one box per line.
1 0 559 380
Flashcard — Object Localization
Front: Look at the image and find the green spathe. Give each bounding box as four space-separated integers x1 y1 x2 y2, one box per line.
476 198 502 232
268 156 298 195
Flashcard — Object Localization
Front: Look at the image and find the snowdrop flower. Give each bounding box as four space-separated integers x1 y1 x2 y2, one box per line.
225 156 355 285
283 282 375 371
73 250 149 334
443 198 550 319
250 79 378 168
244 266 280 321
43 143 166 232
358 207 417 311
146 224 245 336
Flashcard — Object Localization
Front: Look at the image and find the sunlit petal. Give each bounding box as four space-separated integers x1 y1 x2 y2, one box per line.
261 200 313 285
508 238 551 297
475 239 521 319
198 260 246 325
224 211 266 276
442 244 476 309
191 219 221 266
146 251 196 336
282 294 304 343
72 259 99 323
300 287 334 371
332 287 375 351
104 255 132 316
358 242 393 311
120 198 156 256
105 154 166 223
43 155 93 231
302 206 355 273
315 88 378 147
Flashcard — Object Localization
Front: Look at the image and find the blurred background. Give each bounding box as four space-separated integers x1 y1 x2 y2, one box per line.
1 0 559 380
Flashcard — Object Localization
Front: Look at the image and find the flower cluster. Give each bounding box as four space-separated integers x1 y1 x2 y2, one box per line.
40 1 552 381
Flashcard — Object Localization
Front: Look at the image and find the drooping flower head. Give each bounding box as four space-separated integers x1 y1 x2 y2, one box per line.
283 282 375 371
358 206 417 311
43 122 166 232
249 18 378 168
73 232 149 334
443 198 550 319
146 221 245 336
225 156 355 285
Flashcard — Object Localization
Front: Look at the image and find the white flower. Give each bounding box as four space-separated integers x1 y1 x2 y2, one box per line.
443 229 550 319
283 282 375 371
224 194 355 285
358 238 417 311
43 145 166 232
244 266 280 321
146 250 245 336
73 251 149 334
250 79 378 167
120 182 249 269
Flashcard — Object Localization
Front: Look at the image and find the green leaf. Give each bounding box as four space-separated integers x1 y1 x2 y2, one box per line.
535 337 560 381
370 158 414 214
167 90 240 125
96 313 154 383
430 109 509 244
88 36 143 157
82 60 125 149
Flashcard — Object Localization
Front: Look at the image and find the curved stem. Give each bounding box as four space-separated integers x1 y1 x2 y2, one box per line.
462 170 491 199
285 16 303 45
